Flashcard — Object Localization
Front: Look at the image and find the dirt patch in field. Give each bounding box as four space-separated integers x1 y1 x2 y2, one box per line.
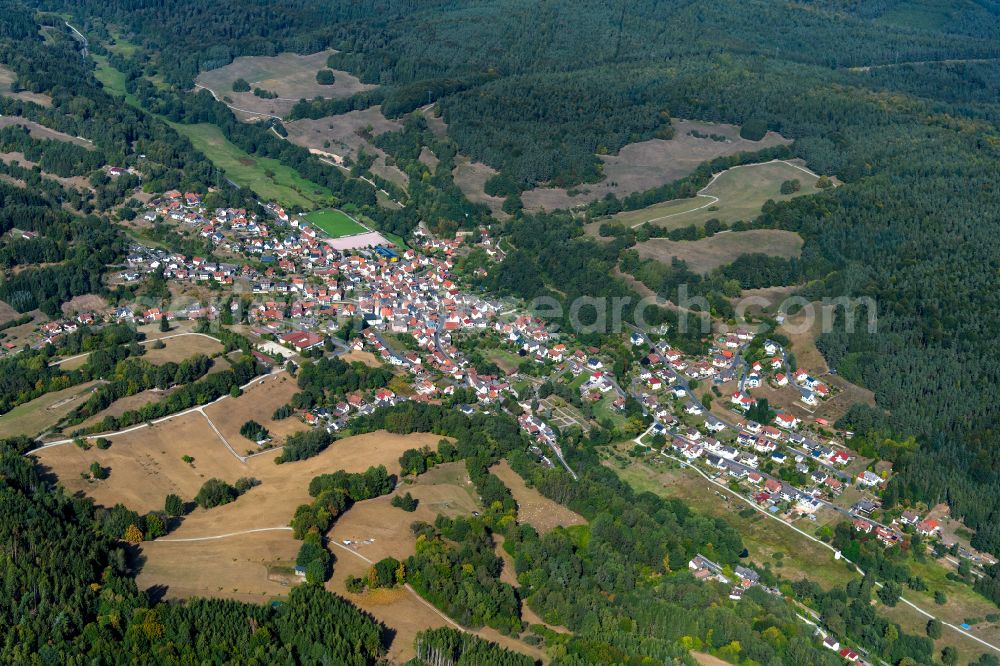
636 229 803 275
452 156 507 218
491 460 586 533
137 529 300 603
340 350 382 367
522 119 790 211
691 652 731 666
195 50 375 120
203 372 307 450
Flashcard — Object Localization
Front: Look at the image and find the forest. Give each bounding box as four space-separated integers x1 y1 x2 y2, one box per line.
0 436 389 663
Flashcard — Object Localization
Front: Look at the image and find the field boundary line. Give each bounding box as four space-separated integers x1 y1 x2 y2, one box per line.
156 526 292 542
196 407 246 463
25 368 285 454
327 539 465 631
193 83 281 120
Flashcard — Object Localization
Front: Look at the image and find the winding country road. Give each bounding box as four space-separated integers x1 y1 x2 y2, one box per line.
633 426 1000 656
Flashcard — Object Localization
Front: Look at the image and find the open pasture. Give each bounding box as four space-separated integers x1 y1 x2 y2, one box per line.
170 122 336 208
522 119 791 211
591 159 821 233
195 50 374 120
202 372 307 449
0 380 104 439
137 529 300 603
635 229 804 274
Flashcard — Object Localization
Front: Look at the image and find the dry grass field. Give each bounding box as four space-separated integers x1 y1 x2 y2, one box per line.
0 65 52 106
137 529 300 603
595 159 821 233
141 334 224 364
635 229 803 274
0 116 93 147
0 380 104 439
203 372 306 450
284 106 401 157
521 119 790 211
452 156 507 218
284 106 408 189
490 460 586 533
340 350 382 367
329 462 480 562
74 387 178 432
43 416 552 662
34 411 242 511
0 299 21 324
195 51 374 120
146 430 442 538
328 552 454 663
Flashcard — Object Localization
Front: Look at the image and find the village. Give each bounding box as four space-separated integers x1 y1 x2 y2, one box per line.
8 188 997 665
18 190 975 554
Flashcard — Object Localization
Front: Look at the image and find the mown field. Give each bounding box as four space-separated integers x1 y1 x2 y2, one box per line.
302 209 367 238
600 159 822 231
635 229 804 274
0 380 105 439
169 122 336 208
195 50 374 120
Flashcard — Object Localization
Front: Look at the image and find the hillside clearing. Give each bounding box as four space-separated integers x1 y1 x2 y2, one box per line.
0 65 51 106
0 380 105 439
169 122 336 208
522 119 791 211
195 50 374 120
635 229 804 274
591 159 822 233
490 460 586 533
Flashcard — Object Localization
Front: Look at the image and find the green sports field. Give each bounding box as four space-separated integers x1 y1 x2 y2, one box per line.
302 209 368 238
